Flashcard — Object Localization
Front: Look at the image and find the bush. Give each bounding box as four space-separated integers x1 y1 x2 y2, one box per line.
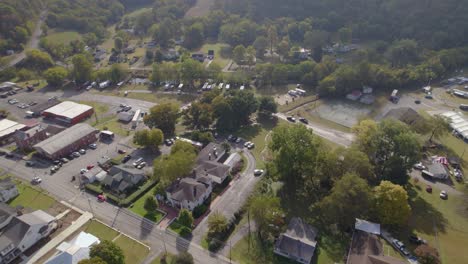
85 183 103 194
192 204 208 219
119 180 157 207
179 226 192 238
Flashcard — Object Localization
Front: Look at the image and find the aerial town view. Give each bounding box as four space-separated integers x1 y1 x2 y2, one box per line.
0 0 467 263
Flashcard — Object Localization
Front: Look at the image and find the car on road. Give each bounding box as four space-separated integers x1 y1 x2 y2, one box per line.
60 158 69 163
80 169 88 174
425 94 433 99
137 162 146 169
440 190 448 199
31 177 42 184
124 91 128 96
79 149 86 155
118 149 126 154
413 162 426 170
287 116 296 122
409 235 427 245
299 117 309 124
400 247 410 257
48 96 58 101
122 155 131 163
72 152 80 158
97 194 106 202
415 99 421 104
392 239 404 250
133 157 144 167
50 166 59 173
164 139 174 146
254 169 264 176
244 142 255 149
86 165 95 170
123 106 132 112
25 161 35 167
89 143 97 149
28 101 38 106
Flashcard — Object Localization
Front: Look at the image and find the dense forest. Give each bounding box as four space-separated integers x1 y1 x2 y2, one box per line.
219 0 468 50
0 0 44 52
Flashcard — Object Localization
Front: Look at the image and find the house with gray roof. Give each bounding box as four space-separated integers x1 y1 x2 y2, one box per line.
0 178 18 203
0 209 57 264
274 217 318 264
166 173 212 211
102 165 146 194
195 143 231 184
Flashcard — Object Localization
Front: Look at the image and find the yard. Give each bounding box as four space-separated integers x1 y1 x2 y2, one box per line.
231 234 297 264
95 117 130 137
151 253 175 264
43 30 82 45
130 186 165 223
77 101 109 116
168 219 192 237
198 43 231 68
8 182 55 210
83 220 150 263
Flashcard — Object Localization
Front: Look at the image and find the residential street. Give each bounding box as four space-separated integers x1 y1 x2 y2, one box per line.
192 150 258 244
275 113 355 147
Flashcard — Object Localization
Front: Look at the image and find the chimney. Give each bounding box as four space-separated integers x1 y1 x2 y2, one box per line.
208 153 211 160
193 187 197 197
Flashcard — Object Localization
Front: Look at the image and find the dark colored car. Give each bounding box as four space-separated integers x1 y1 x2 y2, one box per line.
409 235 427 245
286 116 296 122
299 118 309 124
122 155 132 163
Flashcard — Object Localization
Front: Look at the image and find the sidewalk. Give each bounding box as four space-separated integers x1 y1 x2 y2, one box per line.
26 211 93 264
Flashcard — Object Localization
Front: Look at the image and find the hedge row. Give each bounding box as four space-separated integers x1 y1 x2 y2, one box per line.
84 180 157 207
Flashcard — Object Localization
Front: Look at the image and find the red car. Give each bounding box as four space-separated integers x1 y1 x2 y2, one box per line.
97 194 106 202
426 185 432 193
87 165 94 170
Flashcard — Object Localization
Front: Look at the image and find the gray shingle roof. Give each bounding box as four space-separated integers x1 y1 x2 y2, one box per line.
34 124 97 155
275 218 318 262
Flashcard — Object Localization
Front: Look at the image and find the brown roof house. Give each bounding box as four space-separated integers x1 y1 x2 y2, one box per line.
195 143 231 184
166 173 212 211
274 217 318 264
346 219 406 264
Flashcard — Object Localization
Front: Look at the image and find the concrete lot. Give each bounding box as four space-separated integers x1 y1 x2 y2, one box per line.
309 99 372 128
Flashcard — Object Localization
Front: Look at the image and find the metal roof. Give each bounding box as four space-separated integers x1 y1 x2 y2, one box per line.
44 101 93 120
0 119 26 138
34 123 97 155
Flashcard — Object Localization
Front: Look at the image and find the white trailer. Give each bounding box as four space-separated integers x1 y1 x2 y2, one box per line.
132 109 141 128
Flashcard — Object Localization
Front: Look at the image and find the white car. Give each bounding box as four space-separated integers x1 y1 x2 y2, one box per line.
413 162 426 170
254 169 264 176
80 169 88 174
440 190 448 199
79 149 86 155
31 177 42 184
244 141 252 148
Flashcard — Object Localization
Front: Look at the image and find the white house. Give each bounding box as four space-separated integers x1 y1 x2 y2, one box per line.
0 210 57 264
166 175 212 211
0 178 18 203
45 231 100 264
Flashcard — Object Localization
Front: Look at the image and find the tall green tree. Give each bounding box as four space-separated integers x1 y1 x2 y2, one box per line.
133 129 164 151
172 251 194 264
207 211 228 237
178 209 194 228
144 196 158 212
153 143 196 185
108 64 128 83
427 115 450 142
233 45 246 65
374 181 411 226
44 66 68 87
71 54 93 84
144 103 180 137
89 240 124 264
179 59 204 87
183 22 204 49
258 96 277 117
25 49 54 70
249 195 283 241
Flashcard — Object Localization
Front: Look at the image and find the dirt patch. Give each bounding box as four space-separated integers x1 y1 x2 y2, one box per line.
45 202 69 217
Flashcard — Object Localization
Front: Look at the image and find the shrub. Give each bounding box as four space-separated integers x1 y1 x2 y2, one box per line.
192 204 208 219
179 226 192 238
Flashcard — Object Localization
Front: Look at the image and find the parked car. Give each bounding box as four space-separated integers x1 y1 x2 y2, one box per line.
87 165 95 170
244 141 252 148
392 239 404 250
31 177 42 184
80 169 88 174
25 161 35 167
50 166 58 173
235 138 242 143
415 99 421 104
122 155 131 163
137 162 146 169
118 149 126 154
440 190 448 199
133 157 144 167
286 116 296 122
413 162 426 170
60 158 69 163
400 247 411 256
72 152 81 158
299 117 309 124
164 139 174 146
97 194 106 202
409 235 427 245
79 149 86 155
89 143 97 149
254 169 264 176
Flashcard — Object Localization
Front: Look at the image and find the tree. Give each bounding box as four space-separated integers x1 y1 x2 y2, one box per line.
249 195 283 240
144 103 180 137
172 251 194 264
25 49 54 70
144 196 158 212
207 211 228 236
338 27 352 43
427 115 450 142
114 37 123 52
253 36 268 58
387 39 420 67
183 22 204 49
316 173 372 231
171 141 197 155
44 66 68 87
353 119 421 185
178 209 194 228
374 181 411 226
71 54 93 84
233 45 246 65
258 96 277 116
267 25 278 54
277 38 290 60
213 90 259 131
89 240 124 264
153 146 196 185
108 64 128 83
414 245 440 264
78 257 107 264
133 129 164 150
180 59 204 87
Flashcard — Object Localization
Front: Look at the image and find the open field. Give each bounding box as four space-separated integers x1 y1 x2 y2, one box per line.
114 234 150 263
130 186 165 223
44 30 81 45
199 43 231 68
95 118 129 137
8 183 55 210
83 220 119 241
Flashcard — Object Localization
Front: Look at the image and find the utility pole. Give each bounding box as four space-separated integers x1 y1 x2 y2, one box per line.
247 210 251 253
229 239 232 263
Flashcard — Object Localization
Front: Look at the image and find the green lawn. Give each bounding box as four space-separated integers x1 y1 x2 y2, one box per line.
83 220 119 241
77 101 109 116
394 183 468 264
236 124 271 169
231 234 298 264
114 234 150 264
151 253 175 264
278 95 319 113
95 118 129 137
198 43 230 68
168 219 192 237
16 79 48 91
130 186 165 223
289 102 352 133
44 31 81 45
8 183 55 210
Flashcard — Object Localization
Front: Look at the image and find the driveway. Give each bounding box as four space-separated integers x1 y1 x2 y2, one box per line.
191 150 258 244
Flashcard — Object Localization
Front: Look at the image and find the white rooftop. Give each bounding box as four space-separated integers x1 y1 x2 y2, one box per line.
44 101 93 120
46 232 100 264
355 218 380 235
0 119 26 138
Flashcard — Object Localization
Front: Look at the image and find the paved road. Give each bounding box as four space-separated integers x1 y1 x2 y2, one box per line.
192 150 258 244
0 10 47 71
275 113 355 147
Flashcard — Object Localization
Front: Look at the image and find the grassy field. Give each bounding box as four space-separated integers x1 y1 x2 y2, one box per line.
44 30 81 45
8 183 55 210
114 234 150 264
394 182 468 264
83 220 119 241
16 79 48 91
289 102 352 133
77 101 109 116
95 118 129 137
130 186 165 223
151 253 175 264
236 123 272 169
198 43 231 68
231 234 297 264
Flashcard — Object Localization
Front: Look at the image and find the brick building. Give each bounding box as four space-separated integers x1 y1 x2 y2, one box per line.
14 125 64 151
42 101 94 125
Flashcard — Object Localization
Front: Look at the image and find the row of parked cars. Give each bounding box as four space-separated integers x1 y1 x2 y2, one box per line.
50 143 97 173
286 116 309 124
